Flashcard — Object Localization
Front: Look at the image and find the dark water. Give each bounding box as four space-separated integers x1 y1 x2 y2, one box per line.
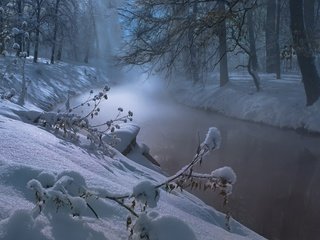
73 82 320 240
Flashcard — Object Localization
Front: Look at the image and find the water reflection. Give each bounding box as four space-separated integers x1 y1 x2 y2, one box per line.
71 83 320 240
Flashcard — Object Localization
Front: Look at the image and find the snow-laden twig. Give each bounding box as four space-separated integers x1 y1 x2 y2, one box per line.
23 87 134 156
155 127 221 188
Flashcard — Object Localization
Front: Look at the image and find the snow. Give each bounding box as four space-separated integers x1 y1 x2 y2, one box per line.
132 212 197 240
0 57 106 110
201 127 222 151
0 58 264 240
103 123 140 153
11 27 20 35
173 72 320 133
12 42 20 50
132 180 160 208
211 167 237 185
0 114 263 240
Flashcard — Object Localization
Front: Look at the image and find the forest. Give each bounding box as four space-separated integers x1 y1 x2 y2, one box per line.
0 1 320 240
1 0 320 105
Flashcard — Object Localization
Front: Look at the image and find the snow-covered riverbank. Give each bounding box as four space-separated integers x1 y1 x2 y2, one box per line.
0 59 264 240
172 72 320 134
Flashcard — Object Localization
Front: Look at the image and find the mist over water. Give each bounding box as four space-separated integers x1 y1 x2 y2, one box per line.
70 79 320 240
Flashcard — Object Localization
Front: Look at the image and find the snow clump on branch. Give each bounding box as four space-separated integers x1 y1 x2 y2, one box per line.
200 127 221 156
132 181 159 208
211 166 237 185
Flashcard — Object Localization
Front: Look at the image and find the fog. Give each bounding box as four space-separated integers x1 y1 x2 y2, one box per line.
67 78 320 240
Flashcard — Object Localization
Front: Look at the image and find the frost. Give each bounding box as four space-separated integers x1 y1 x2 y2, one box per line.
211 166 237 184
132 181 159 208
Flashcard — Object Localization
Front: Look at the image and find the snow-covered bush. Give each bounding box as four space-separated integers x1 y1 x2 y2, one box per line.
27 171 97 218
25 87 134 155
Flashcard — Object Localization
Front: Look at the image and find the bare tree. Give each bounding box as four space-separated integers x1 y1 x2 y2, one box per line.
218 0 229 86
290 0 320 106
119 0 255 86
247 8 259 71
50 0 61 64
266 0 281 76
32 0 47 63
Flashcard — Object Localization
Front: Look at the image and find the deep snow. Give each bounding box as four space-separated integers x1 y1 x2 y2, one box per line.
0 59 264 240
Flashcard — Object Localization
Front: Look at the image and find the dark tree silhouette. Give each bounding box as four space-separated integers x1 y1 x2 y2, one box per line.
290 0 320 106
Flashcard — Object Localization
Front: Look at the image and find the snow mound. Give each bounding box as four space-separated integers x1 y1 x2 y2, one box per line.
132 212 197 240
212 166 237 184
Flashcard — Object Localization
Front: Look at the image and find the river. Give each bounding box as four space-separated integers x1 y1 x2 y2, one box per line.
69 81 320 240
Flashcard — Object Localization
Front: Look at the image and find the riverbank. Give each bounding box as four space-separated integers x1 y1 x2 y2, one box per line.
0 58 264 240
172 72 320 134
0 57 106 110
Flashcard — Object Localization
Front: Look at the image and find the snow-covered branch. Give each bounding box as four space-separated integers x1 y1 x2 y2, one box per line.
27 124 236 238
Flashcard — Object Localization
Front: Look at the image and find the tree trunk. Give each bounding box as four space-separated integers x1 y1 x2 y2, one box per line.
15 0 23 55
0 12 4 53
290 0 320 106
33 5 41 63
188 0 199 83
218 1 229 87
266 0 280 73
304 0 316 48
26 32 30 57
247 9 259 71
275 0 281 79
57 42 62 61
84 46 89 63
17 58 26 106
56 29 63 61
50 0 60 64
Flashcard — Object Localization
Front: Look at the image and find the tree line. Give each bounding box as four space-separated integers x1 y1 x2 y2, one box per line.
1 0 320 106
0 0 101 64
119 0 320 106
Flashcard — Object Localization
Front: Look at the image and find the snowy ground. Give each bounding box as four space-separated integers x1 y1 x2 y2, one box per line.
0 57 106 110
172 72 320 134
0 59 264 240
